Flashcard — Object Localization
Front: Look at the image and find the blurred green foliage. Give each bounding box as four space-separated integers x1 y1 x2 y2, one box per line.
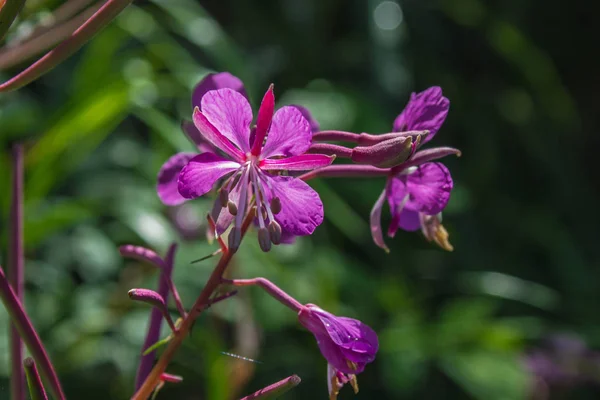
0 0 598 399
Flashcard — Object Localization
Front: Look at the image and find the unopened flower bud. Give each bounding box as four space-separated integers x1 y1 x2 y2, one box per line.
128 288 176 331
268 220 282 244
258 227 272 252
270 197 282 214
227 200 238 215
219 188 229 207
228 227 242 253
351 136 414 168
128 288 166 309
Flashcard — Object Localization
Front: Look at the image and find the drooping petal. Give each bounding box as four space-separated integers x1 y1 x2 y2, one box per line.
404 162 452 215
178 153 240 199
314 312 378 364
291 105 320 133
315 334 362 374
193 108 246 162
260 154 334 171
181 120 215 152
370 188 390 252
386 178 410 236
157 152 197 205
262 175 323 236
192 72 247 109
260 106 312 158
393 86 449 143
391 208 421 233
201 88 253 153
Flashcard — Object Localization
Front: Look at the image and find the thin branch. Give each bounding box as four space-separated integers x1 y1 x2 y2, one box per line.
9 144 25 400
0 267 65 400
131 210 256 400
0 3 101 69
0 0 133 92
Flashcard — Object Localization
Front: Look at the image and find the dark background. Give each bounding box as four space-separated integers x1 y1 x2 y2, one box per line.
0 0 599 398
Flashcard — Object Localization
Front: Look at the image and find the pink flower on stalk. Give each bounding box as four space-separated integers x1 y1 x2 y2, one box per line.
298 304 379 399
371 87 455 251
157 73 333 251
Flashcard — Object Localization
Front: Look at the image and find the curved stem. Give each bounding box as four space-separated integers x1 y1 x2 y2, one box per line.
222 278 303 312
0 0 133 92
299 164 390 181
0 267 65 400
9 144 25 400
131 209 256 400
0 3 101 69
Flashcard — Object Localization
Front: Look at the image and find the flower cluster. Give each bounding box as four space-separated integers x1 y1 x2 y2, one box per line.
146 72 460 399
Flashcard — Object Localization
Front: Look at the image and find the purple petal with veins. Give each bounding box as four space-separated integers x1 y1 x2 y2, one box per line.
393 86 449 143
201 88 253 153
260 106 312 158
177 153 240 199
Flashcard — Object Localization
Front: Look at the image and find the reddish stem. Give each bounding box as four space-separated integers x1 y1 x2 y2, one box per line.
312 130 360 143
0 267 65 400
131 210 255 400
9 144 25 400
222 278 302 312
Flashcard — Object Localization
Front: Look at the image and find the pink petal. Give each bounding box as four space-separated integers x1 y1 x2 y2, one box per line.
201 88 253 153
192 72 247 109
193 108 246 162
177 153 240 199
259 154 334 171
393 86 449 144
157 152 197 206
369 188 389 252
260 106 312 158
389 208 421 234
403 162 452 215
263 175 323 236
251 84 275 154
291 105 320 133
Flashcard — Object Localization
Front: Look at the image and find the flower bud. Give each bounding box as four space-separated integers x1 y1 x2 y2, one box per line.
351 136 414 168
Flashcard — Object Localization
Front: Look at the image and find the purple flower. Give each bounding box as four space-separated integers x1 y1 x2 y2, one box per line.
370 87 455 251
157 73 333 251
298 304 378 399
